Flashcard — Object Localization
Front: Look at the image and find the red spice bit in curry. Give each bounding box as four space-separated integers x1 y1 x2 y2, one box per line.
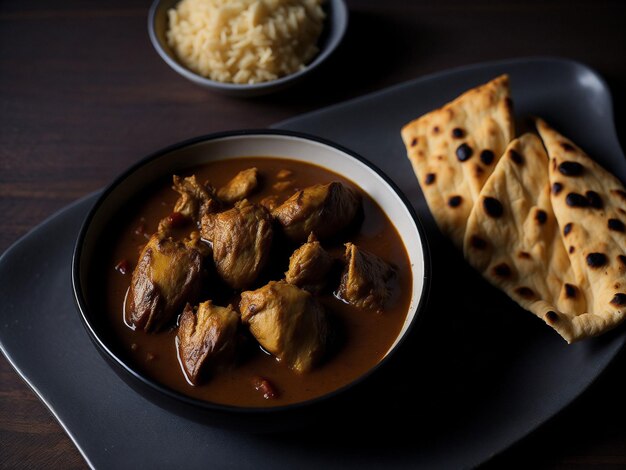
166 211 189 228
114 259 130 275
252 376 278 399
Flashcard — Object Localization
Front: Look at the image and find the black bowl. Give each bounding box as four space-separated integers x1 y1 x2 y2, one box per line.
72 129 430 432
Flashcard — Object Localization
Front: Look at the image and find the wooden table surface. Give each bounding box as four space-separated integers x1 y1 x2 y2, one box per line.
1 0 626 468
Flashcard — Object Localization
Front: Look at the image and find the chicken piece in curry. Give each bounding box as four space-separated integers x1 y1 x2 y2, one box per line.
200 199 273 290
216 167 260 204
106 157 411 407
285 232 333 293
272 181 362 242
337 243 397 312
175 175 218 220
240 280 329 373
177 300 239 385
126 232 204 332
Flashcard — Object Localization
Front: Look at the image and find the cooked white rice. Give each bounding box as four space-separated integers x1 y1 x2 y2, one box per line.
167 0 325 84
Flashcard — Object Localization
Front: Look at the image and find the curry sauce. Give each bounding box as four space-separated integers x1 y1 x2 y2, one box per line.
102 157 412 407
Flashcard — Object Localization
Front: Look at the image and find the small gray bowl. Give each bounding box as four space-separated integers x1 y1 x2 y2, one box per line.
148 0 348 97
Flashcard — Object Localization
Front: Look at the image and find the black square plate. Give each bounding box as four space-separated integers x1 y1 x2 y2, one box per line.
1 57 624 469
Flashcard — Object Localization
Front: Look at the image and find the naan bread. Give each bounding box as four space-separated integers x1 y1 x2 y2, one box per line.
463 133 587 342
401 75 515 247
399 76 626 342
537 118 626 340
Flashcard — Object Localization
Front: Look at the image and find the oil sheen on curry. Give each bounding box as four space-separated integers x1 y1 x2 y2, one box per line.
105 157 412 407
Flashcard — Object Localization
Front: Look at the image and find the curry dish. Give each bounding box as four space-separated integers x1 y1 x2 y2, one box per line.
103 157 412 407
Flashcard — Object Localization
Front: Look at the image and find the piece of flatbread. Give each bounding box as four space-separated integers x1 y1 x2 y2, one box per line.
463 133 588 342
537 118 626 340
401 74 515 248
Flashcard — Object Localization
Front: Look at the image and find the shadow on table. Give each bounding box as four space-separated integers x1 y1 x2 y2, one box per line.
253 9 435 109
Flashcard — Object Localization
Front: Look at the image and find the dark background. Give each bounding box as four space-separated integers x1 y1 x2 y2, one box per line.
1 0 626 467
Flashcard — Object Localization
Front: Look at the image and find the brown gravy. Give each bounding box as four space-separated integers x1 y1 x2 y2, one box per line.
103 157 412 407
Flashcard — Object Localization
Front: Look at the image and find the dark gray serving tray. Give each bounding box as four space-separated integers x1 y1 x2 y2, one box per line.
1 57 624 469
